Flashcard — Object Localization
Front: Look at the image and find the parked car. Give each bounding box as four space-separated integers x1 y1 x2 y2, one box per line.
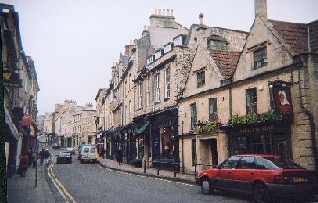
196 154 317 203
56 151 72 164
79 145 97 163
66 147 75 155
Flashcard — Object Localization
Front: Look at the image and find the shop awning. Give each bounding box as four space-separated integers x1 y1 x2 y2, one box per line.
136 123 149 134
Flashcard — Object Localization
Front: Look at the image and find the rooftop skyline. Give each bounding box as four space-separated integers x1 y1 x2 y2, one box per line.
2 0 318 115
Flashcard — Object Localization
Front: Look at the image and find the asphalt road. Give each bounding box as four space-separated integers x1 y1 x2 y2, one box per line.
49 150 252 203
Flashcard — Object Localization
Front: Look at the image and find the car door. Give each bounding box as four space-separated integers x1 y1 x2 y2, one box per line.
233 156 256 193
214 156 240 190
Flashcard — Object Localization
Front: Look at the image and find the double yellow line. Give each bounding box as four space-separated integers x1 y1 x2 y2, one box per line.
48 158 77 203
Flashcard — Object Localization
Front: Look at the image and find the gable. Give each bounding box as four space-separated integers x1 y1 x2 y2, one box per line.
233 17 295 82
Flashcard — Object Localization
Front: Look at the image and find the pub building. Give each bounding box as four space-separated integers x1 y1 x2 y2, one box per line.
228 81 293 159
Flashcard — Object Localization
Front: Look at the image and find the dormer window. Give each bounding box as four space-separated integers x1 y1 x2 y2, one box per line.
155 49 163 60
173 35 186 46
164 42 174 54
147 55 155 65
254 47 267 69
207 35 228 50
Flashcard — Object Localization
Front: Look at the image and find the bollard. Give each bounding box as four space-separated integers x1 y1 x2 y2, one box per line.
174 164 177 177
157 169 160 175
143 160 146 173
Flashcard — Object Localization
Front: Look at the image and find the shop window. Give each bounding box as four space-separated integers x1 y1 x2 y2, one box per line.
161 127 174 159
197 71 205 88
209 98 217 120
254 47 267 69
246 88 257 114
190 103 197 129
192 139 196 166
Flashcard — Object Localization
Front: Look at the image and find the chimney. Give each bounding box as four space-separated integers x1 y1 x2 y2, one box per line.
255 0 267 19
199 13 204 25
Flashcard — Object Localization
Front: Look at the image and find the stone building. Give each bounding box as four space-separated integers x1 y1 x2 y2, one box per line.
51 100 96 148
100 9 188 167
230 0 318 170
98 1 318 173
177 14 247 173
2 4 39 177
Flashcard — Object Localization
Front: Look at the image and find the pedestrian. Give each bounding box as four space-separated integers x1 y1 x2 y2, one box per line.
39 149 44 166
18 153 28 177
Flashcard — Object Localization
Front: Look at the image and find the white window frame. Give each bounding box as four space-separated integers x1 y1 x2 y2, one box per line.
146 78 150 106
164 67 171 99
154 73 160 102
138 82 143 109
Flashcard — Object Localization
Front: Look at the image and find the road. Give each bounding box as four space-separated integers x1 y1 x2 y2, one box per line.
48 150 252 203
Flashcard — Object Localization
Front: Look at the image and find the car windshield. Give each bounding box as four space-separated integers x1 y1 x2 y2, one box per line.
264 156 303 169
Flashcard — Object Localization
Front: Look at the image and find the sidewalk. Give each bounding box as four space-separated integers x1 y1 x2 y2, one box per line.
6 161 55 203
97 157 197 186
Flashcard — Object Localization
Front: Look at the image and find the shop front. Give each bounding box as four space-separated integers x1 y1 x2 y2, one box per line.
228 121 292 159
150 108 179 171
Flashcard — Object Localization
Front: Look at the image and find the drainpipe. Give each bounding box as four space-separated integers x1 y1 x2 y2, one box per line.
297 67 318 174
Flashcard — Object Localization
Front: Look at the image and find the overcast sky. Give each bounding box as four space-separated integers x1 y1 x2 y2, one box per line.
2 0 318 115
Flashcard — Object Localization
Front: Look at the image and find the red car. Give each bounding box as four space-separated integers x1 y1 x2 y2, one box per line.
195 154 317 203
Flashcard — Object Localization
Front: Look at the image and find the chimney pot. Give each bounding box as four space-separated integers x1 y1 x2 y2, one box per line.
171 9 174 16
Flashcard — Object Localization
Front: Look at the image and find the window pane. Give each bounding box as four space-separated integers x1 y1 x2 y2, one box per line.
209 98 217 120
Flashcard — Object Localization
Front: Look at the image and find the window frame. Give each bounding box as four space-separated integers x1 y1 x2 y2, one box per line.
190 103 197 130
138 82 143 109
197 71 205 88
246 88 257 114
253 46 267 69
164 66 171 99
209 98 218 120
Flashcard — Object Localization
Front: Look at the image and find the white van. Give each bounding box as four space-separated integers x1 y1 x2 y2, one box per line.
79 145 97 163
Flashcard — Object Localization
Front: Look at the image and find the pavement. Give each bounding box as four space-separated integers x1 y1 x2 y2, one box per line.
6 160 55 203
97 156 197 186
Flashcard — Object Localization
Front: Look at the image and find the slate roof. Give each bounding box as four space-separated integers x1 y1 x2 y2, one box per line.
210 51 241 79
269 19 318 54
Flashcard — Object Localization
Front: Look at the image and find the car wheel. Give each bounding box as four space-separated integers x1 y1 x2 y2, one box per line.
201 178 213 195
254 183 271 203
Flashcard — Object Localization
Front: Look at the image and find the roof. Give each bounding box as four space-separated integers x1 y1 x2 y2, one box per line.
269 19 318 54
210 50 241 79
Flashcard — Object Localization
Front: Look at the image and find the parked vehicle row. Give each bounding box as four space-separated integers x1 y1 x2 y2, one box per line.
196 154 317 203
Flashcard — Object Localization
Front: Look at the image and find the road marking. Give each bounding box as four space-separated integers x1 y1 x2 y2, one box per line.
48 157 77 203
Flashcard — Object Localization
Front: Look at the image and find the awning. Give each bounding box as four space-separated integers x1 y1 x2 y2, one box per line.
136 123 149 134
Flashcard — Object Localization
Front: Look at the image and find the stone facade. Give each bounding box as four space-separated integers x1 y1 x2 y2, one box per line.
97 2 318 173
2 4 39 177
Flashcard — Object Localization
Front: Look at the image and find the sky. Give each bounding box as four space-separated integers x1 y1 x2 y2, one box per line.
1 0 318 115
